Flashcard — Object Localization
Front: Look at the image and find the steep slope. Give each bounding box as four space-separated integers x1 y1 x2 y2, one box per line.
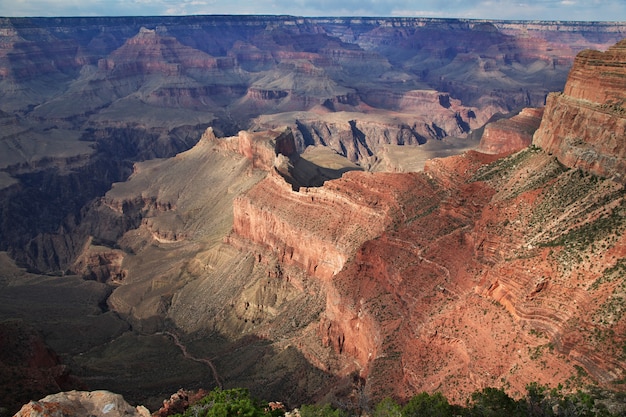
227 39 626 404
56 128 349 409
478 107 544 155
534 39 626 181
229 144 626 404
86 128 275 329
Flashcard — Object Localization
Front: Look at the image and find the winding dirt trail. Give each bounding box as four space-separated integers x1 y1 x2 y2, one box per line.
159 331 223 389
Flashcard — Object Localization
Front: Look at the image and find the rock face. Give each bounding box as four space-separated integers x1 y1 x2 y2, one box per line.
276 148 626 403
478 108 544 155
214 128 298 170
534 39 626 181
563 39 626 104
225 40 626 403
13 391 150 417
232 169 428 280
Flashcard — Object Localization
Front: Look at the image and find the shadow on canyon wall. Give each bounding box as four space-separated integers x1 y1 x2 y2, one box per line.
0 252 342 414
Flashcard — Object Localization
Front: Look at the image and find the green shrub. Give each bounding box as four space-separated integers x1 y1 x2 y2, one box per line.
372 398 402 417
173 387 283 417
466 387 525 417
300 403 346 417
402 392 457 417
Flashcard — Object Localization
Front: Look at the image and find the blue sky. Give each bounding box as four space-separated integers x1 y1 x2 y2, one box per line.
1 0 625 21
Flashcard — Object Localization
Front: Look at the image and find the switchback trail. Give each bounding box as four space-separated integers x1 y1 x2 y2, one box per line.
159 331 223 389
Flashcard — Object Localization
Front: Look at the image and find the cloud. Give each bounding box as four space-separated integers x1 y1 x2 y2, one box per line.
1 0 624 20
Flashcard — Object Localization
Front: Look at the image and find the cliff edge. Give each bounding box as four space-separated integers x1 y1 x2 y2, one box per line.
534 39 626 181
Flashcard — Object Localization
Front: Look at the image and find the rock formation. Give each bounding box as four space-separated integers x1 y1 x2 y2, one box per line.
152 389 208 417
478 108 544 155
534 39 626 182
251 97 485 165
225 39 626 403
232 169 428 280
13 391 151 417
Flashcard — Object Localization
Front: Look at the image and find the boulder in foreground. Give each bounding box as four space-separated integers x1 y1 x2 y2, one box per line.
13 390 150 417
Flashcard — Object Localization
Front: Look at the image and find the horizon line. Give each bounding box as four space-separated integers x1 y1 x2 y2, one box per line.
1 14 625 24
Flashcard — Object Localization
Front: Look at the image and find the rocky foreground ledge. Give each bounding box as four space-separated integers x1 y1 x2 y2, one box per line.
12 390 150 417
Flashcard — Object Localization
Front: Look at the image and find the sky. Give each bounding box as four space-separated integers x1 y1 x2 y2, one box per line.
1 0 625 21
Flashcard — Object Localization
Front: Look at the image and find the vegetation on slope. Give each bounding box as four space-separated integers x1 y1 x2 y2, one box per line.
173 385 626 417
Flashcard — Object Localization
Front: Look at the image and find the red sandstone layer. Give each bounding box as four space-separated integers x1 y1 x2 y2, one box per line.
228 40 626 402
479 108 544 155
534 39 626 181
564 39 626 104
232 169 431 280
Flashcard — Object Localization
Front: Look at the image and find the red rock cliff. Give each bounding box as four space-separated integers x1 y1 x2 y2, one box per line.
227 42 626 403
534 39 626 181
479 108 544 155
232 170 427 280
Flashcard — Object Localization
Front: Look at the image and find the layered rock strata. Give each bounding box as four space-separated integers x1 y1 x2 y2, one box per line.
232 169 429 280
478 108 544 155
534 39 626 181
2 18 626 412
1 15 624 274
269 146 625 402
227 40 626 403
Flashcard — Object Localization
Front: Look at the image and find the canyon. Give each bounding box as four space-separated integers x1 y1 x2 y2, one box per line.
1 15 626 416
